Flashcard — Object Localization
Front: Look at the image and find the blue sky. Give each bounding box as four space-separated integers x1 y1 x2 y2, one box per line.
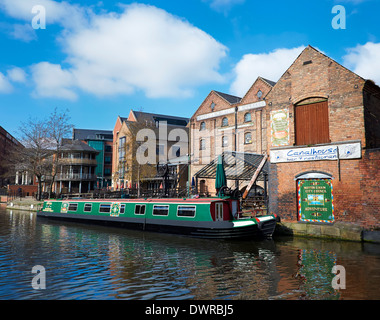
0 0 379 139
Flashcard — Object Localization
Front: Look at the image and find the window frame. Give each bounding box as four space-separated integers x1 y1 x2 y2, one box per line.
134 204 146 215
84 203 92 212
99 204 111 213
222 136 228 147
244 112 252 123
152 205 169 216
68 203 78 212
222 117 228 127
244 132 252 144
200 139 206 150
177 205 196 218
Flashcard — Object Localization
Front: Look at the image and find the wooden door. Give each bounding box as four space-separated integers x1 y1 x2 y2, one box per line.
295 101 330 146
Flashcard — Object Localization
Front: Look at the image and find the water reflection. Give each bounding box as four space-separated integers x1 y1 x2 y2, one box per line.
0 206 379 300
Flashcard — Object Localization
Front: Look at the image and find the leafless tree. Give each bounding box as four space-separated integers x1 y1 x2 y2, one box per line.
46 107 73 197
15 108 72 200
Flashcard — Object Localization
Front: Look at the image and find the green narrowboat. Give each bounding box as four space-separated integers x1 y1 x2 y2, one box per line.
37 197 277 239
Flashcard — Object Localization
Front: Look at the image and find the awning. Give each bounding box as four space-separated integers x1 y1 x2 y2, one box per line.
194 151 268 181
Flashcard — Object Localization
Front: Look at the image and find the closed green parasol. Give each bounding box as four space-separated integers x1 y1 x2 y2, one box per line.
215 155 227 195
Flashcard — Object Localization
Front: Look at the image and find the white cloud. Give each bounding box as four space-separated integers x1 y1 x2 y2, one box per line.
62 4 227 98
30 62 77 100
10 23 36 42
230 46 305 97
205 0 245 11
0 72 13 93
0 0 90 29
342 42 380 85
0 1 228 100
7 67 27 83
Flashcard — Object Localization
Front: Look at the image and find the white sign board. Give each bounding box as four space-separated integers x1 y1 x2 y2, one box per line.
270 142 361 163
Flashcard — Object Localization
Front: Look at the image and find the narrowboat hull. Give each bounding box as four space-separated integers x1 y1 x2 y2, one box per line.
37 198 276 240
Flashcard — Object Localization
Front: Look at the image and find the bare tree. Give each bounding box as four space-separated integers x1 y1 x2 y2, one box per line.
15 108 73 200
46 107 73 197
17 117 52 200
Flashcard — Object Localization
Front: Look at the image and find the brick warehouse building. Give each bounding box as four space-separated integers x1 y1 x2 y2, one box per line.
266 46 380 229
190 77 275 195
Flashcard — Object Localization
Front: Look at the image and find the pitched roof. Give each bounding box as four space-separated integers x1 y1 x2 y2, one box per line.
126 110 190 127
259 77 276 87
61 139 99 153
214 91 242 104
73 128 113 141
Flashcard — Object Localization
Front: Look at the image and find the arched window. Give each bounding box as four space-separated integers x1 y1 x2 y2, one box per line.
200 139 206 150
244 132 252 144
200 122 206 131
244 113 251 122
222 117 228 127
222 136 228 147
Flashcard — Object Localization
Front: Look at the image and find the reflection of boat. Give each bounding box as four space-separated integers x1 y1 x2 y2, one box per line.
37 197 277 240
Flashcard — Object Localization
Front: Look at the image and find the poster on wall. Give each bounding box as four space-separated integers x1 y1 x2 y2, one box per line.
270 109 289 147
297 179 334 223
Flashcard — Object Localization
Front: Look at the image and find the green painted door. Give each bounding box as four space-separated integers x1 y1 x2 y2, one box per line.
297 179 334 223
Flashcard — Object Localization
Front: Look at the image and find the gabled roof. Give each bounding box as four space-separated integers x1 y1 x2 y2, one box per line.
213 91 242 104
259 77 276 87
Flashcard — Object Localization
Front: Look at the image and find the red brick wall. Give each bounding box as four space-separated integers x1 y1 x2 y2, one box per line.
266 46 380 229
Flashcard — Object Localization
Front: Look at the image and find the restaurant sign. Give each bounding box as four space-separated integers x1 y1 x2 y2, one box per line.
270 142 361 163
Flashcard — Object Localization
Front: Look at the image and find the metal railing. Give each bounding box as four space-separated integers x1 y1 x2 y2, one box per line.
56 173 97 181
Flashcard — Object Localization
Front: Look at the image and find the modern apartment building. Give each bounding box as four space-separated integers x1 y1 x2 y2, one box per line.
73 129 113 189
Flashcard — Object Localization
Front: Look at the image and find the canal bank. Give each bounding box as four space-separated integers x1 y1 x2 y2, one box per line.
275 221 380 244
4 199 43 212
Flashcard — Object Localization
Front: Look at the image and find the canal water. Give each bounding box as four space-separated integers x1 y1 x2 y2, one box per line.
1 205 380 300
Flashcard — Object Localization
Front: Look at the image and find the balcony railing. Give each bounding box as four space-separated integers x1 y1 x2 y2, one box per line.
58 158 98 166
56 173 97 181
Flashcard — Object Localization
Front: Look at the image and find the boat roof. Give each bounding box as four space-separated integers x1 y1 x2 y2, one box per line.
49 198 231 204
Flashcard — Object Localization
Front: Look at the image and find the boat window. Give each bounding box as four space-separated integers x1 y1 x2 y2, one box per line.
84 203 92 212
120 204 125 214
215 203 223 221
153 205 169 216
68 203 78 212
99 204 111 213
135 205 146 215
177 206 196 218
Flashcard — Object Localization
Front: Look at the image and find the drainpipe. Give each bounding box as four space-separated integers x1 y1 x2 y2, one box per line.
235 106 239 189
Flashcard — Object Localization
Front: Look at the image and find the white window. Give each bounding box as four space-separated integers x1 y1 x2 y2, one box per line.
68 203 78 212
215 203 223 221
153 205 169 216
99 204 111 213
135 205 146 215
177 206 196 218
222 136 228 147
244 132 252 144
200 139 206 150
